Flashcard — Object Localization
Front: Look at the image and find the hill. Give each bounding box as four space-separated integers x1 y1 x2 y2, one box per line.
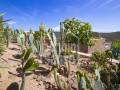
55 31 120 42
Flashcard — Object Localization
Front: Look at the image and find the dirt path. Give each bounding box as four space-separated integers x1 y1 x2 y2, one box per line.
0 43 46 90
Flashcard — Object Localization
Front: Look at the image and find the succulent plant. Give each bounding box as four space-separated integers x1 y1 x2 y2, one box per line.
11 29 18 43
17 29 25 49
20 48 39 90
47 30 60 66
28 30 34 45
4 24 11 47
53 68 71 90
76 68 104 90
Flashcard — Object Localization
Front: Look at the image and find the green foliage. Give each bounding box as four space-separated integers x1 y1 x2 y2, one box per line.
91 51 109 67
62 49 73 55
34 24 46 40
63 18 94 46
0 14 4 32
111 40 120 59
20 48 39 90
100 65 120 90
21 48 39 73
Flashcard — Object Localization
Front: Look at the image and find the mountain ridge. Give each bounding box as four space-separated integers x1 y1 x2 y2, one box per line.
54 31 120 42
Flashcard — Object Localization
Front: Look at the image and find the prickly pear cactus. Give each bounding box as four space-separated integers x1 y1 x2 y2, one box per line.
94 67 104 90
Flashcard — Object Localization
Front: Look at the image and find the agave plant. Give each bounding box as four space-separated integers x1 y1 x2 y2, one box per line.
20 48 39 90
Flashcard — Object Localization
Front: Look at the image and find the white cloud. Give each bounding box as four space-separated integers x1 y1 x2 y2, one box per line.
83 0 98 8
52 25 60 31
8 21 16 25
98 0 114 8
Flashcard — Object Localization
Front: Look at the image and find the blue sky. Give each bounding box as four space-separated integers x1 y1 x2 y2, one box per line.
0 0 120 32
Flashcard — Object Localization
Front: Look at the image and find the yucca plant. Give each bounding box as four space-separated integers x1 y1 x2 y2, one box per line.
20 48 39 90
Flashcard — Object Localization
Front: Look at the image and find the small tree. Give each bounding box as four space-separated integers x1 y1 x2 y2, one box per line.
63 18 94 62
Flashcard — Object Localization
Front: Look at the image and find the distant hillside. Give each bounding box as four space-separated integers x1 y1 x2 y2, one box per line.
55 31 120 42
94 31 120 42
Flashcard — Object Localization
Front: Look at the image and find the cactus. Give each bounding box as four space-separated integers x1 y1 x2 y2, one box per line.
4 24 11 47
64 61 70 77
47 30 60 66
11 29 18 43
76 68 104 90
53 68 71 90
76 71 88 90
33 40 43 58
17 29 25 49
28 30 34 45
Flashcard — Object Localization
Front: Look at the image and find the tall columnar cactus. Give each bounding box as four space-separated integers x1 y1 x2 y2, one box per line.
0 32 5 54
47 30 60 66
64 61 70 77
53 68 71 90
32 40 44 58
4 25 11 47
17 29 25 49
11 29 18 43
28 30 34 45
